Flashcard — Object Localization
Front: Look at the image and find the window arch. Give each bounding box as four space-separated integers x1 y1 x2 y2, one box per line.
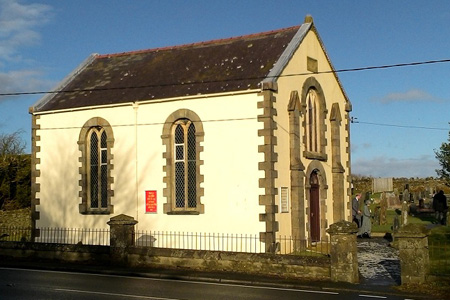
78 117 114 214
306 88 319 153
162 109 204 214
301 77 327 160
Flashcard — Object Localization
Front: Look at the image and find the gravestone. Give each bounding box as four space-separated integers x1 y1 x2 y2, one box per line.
393 215 400 233
374 206 380 225
402 189 410 204
387 192 400 208
413 192 419 204
401 201 408 226
418 198 424 208
380 192 387 225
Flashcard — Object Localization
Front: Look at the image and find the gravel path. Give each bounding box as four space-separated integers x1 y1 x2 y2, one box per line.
357 237 401 286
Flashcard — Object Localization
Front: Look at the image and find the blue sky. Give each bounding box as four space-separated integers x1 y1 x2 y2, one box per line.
1 0 450 178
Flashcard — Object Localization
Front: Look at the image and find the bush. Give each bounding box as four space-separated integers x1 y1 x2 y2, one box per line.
0 154 31 210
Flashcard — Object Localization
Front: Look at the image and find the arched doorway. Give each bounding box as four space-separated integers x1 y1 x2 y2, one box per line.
309 170 320 242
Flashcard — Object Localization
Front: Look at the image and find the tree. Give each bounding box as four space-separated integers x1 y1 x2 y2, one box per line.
0 130 27 209
0 130 26 157
435 130 450 186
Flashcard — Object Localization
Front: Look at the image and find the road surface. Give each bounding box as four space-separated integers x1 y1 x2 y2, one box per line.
0 267 426 300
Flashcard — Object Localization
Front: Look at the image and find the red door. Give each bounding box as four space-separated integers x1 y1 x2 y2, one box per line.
310 171 320 242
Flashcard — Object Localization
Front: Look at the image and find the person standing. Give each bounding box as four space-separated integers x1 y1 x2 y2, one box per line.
433 190 448 225
358 199 372 238
352 193 362 228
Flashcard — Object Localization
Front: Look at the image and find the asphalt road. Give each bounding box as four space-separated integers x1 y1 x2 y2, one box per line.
0 267 422 300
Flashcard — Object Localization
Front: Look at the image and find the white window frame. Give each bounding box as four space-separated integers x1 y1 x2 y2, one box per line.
173 119 197 211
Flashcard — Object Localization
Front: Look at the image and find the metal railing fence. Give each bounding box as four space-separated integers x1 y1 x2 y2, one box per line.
0 226 110 246
0 226 32 242
134 230 330 256
0 226 330 256
36 227 110 246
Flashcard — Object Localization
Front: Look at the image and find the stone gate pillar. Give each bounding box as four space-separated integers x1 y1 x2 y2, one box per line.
326 220 359 283
395 224 430 284
107 214 138 263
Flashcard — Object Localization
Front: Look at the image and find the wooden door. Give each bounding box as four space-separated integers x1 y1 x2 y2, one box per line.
309 171 320 242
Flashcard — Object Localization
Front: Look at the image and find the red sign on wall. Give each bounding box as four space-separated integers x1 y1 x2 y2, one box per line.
145 190 157 213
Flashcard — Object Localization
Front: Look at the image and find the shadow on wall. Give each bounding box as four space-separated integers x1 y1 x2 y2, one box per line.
38 131 158 231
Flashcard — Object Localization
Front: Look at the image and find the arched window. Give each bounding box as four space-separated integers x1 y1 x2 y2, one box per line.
78 117 114 214
301 77 327 160
88 127 108 210
162 109 204 214
306 88 319 153
173 119 197 209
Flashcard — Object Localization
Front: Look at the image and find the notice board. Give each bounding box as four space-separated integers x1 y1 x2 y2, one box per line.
145 190 157 213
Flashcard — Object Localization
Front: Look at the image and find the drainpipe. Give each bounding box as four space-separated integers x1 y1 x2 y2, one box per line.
133 102 139 225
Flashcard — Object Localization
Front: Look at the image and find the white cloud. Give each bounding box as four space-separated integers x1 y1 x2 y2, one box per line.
374 89 442 104
0 69 53 93
0 0 52 61
0 0 53 102
352 155 439 178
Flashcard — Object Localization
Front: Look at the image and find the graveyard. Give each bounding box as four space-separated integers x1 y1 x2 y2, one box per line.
351 176 449 233
352 176 450 281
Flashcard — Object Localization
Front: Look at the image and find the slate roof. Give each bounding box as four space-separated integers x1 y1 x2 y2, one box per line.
33 24 316 112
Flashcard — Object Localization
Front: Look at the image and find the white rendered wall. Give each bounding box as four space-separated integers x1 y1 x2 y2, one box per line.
134 93 266 235
35 92 266 238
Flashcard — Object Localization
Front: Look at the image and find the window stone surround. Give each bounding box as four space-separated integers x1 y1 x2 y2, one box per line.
161 109 204 215
301 77 327 161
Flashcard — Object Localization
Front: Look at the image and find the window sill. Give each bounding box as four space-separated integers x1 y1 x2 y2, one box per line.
79 204 114 215
166 210 200 215
164 203 204 214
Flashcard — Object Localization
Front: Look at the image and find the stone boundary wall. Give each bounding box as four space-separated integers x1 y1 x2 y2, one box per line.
128 247 331 280
0 218 362 283
0 241 110 263
0 241 330 281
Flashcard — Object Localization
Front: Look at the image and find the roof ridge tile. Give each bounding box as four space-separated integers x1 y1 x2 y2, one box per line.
97 25 300 59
